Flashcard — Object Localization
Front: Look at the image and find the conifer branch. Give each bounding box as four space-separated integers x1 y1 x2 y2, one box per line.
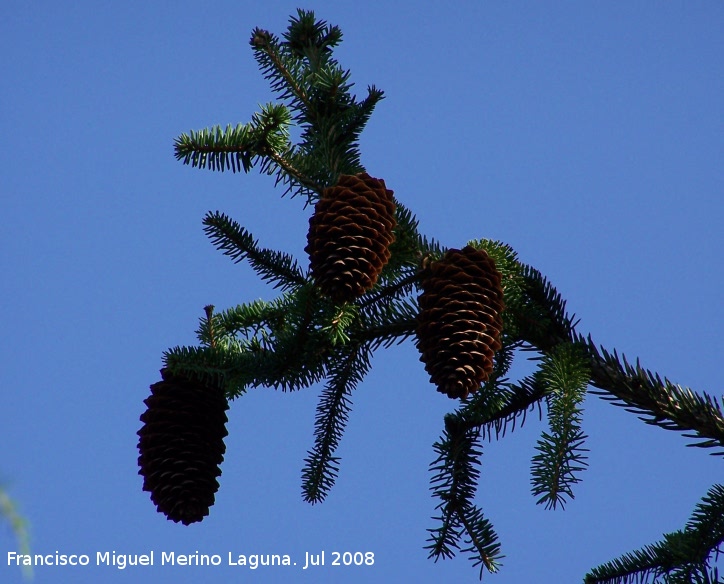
358 272 420 310
208 298 301 358
466 239 522 279
426 420 503 576
173 124 252 173
475 376 547 441
578 336 724 455
514 264 578 348
163 344 244 393
250 26 312 113
459 505 504 578
426 422 482 560
282 9 343 64
169 288 336 395
301 345 371 503
250 11 382 193
360 317 418 351
202 211 307 290
530 343 590 510
261 148 325 196
357 296 418 350
585 484 724 584
380 201 425 281
252 285 333 392
174 103 292 173
511 265 724 455
448 344 545 440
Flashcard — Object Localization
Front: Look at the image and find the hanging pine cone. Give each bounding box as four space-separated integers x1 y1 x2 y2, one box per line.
305 173 396 303
416 246 505 399
137 369 229 525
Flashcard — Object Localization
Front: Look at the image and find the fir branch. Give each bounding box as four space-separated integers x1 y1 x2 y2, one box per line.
467 239 531 340
168 287 334 395
320 303 358 346
163 344 246 395
578 335 724 455
207 298 296 357
196 304 221 349
482 379 545 441
259 343 330 392
585 484 724 584
510 266 723 454
174 123 252 173
357 296 418 350
311 83 384 178
282 9 343 64
209 299 275 341
165 13 346 201
359 272 419 311
253 284 334 392
251 11 380 188
336 84 384 169
301 345 371 504
515 264 578 349
379 200 424 282
202 211 306 290
165 335 328 397
451 366 546 441
250 27 311 111
687 484 724 553
426 422 482 560
489 338 519 381
260 146 325 197
360 316 417 351
173 103 292 173
416 234 446 260
267 147 327 202
459 505 505 578
466 239 521 279
426 420 504 577
506 262 723 454
530 343 590 510
293 84 380 185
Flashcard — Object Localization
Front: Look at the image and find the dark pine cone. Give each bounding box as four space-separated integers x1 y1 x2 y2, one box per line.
416 246 505 399
305 173 396 303
137 369 229 525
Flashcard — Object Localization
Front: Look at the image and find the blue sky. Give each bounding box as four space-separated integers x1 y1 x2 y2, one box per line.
1 2 722 582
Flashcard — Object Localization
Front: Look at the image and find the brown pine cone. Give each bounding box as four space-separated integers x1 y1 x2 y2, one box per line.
305 173 396 303
137 369 229 525
416 246 505 399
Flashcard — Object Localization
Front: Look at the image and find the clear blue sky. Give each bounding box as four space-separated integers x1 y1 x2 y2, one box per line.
1 2 721 582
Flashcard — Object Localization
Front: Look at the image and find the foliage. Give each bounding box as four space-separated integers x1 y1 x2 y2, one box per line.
1 486 31 580
585 484 724 584
161 9 723 580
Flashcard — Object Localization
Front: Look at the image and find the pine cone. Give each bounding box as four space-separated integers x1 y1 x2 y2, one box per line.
137 369 229 525
416 246 505 399
305 173 396 303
